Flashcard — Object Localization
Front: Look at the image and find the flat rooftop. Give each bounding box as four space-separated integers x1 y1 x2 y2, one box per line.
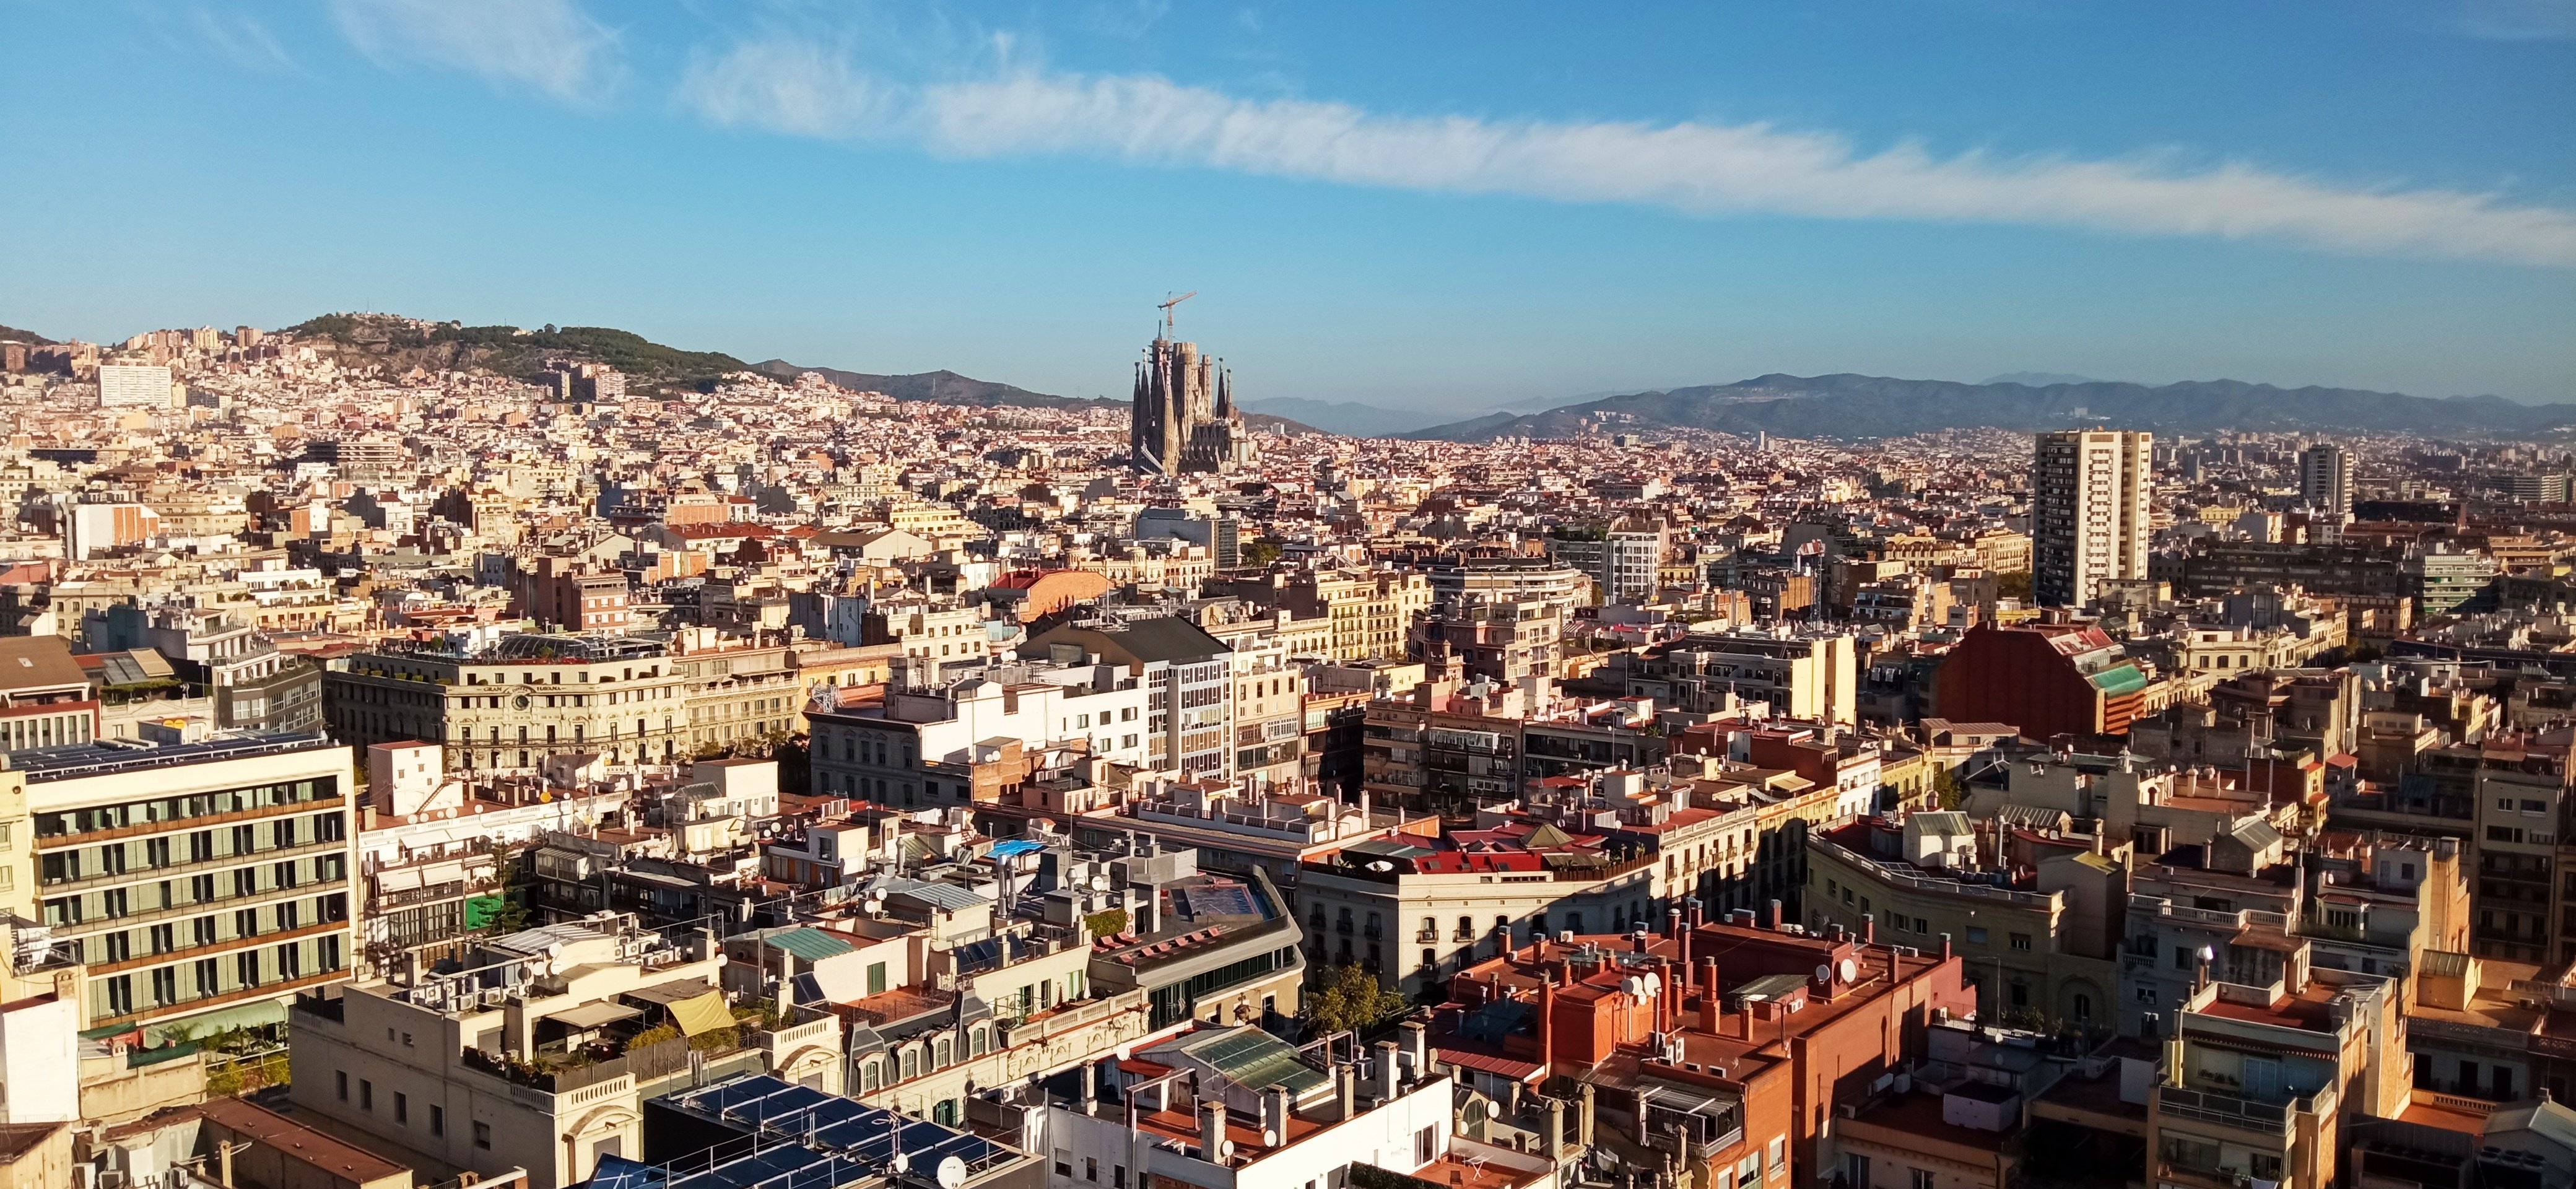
11 731 339 782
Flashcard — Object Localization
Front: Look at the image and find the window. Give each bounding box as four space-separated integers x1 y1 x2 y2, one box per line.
1416 1125 1437 1165
868 962 887 995
337 1071 349 1101
432 1105 445 1136
1908 1172 1934 1189
2010 933 2032 951
360 1079 374 1110
1055 1151 1073 1177
1085 1157 1099 1183
395 1092 409 1125
474 1121 492 1150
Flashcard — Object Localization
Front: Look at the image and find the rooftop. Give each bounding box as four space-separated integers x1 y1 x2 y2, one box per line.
9 730 338 782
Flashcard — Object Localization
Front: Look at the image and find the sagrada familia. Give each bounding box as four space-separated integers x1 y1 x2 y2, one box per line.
1129 326 1253 476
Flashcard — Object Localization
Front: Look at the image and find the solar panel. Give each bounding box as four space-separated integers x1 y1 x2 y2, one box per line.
658 1073 1019 1183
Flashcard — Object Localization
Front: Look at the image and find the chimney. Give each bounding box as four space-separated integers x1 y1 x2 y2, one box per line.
1200 1099 1228 1163
1376 1039 1401 1102
1698 957 1720 1033
1336 1061 1357 1120
1537 977 1557 1073
1399 1020 1428 1076
1686 899 1704 930
1578 1084 1596 1147
1078 1060 1098 1105
1939 932 1953 960
1261 1084 1290 1143
1632 930 1649 955
1545 1096 1565 1156
1861 913 1876 945
1765 899 1783 930
1665 907 1682 939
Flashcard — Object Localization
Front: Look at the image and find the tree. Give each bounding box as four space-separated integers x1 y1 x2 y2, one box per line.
1307 964 1408 1034
1242 541 1283 568
1996 572 2034 601
1932 765 1967 811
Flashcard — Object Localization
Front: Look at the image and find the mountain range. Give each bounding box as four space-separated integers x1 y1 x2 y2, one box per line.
1398 374 2576 441
19 311 2565 441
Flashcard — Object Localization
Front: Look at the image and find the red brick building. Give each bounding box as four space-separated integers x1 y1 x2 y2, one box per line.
1935 623 2152 742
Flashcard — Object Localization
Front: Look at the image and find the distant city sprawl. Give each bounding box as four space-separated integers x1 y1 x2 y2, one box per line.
5 308 2576 1189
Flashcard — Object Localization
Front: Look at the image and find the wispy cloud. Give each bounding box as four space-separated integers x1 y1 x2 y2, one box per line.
328 0 618 103
190 9 294 72
2456 0 2576 40
675 42 2576 269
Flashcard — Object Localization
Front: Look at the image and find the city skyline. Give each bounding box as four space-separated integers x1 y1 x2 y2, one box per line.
2 1 2571 411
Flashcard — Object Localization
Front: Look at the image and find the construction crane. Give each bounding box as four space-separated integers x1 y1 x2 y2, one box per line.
1157 290 1198 338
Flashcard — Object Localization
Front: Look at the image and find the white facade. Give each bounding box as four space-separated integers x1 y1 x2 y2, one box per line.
97 364 175 408
2034 430 2152 608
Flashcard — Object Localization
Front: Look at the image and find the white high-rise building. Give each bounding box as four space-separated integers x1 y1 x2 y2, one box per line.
96 363 174 408
2033 429 2152 607
2300 442 2354 523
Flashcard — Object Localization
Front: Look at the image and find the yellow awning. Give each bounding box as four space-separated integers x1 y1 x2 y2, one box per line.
668 990 734 1037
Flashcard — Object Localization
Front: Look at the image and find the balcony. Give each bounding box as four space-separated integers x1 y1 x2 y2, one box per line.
2153 1084 2325 1138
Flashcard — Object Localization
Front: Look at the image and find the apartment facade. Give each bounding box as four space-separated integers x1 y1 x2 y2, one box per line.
2034 430 2152 608
24 732 358 1034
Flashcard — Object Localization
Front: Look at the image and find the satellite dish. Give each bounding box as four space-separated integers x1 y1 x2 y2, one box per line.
545 954 568 977
713 952 729 968
1217 1141 1235 1161
1838 958 1858 982
890 1153 910 1175
1090 876 1110 891
1814 964 1834 983
1260 1129 1279 1146
936 1157 968 1189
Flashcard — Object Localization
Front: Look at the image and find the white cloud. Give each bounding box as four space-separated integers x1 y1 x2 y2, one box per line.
329 0 617 103
676 42 2576 269
191 9 294 72
2457 0 2576 40
677 40 895 139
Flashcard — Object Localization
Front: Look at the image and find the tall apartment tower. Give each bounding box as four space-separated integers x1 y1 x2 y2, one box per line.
2033 429 2152 607
2299 442 2354 521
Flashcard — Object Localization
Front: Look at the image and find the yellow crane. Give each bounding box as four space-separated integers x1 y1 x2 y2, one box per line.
1157 290 1197 337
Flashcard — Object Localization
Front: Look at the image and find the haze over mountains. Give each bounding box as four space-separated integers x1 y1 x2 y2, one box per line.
20 312 2564 442
1394 374 2576 442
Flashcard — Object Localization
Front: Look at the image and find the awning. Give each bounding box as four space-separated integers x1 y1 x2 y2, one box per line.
550 1001 643 1031
668 990 735 1037
142 996 290 1045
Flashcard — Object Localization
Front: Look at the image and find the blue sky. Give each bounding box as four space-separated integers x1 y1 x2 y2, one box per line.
3 1 2572 412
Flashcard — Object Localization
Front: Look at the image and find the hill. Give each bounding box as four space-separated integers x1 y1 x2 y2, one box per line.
0 323 56 345
1404 373 2576 442
754 360 1116 410
1241 398 1459 437
290 314 747 393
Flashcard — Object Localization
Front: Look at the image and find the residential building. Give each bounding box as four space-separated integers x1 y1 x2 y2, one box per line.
23 731 357 1035
287 914 833 1189
2034 430 2152 607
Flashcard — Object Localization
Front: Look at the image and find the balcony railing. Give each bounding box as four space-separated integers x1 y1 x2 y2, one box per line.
2154 1085 2322 1136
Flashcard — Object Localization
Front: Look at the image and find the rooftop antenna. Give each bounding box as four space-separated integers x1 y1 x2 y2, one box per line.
1157 291 1198 340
